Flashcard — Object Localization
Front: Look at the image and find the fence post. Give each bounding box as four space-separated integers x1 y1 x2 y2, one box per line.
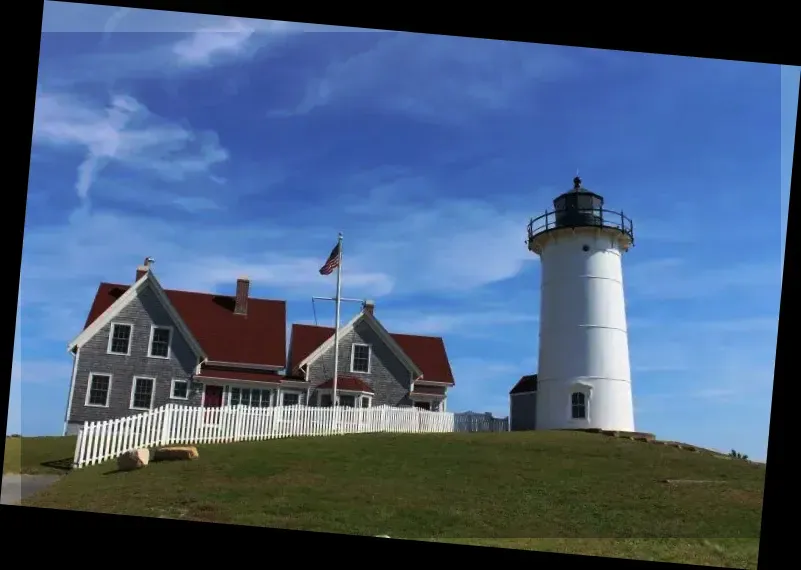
72 423 86 469
160 404 173 446
234 405 243 441
381 405 387 432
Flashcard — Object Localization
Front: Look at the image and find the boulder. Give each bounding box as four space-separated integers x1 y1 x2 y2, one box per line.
153 446 199 461
117 448 150 471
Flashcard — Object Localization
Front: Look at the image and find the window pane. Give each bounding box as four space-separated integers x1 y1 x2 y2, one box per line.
340 395 355 407
88 375 110 406
230 388 240 406
172 381 188 399
352 345 370 372
283 393 298 406
133 378 154 409
110 325 131 353
250 390 260 407
151 328 170 357
320 394 332 407
240 389 251 407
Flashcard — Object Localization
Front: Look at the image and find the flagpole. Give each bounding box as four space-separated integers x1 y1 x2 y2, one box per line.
332 232 343 407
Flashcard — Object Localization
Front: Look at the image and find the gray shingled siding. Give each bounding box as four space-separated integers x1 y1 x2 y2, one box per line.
510 392 537 431
66 284 202 434
306 320 413 407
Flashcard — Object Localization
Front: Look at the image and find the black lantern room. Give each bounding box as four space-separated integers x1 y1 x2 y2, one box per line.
526 176 634 252
553 176 605 228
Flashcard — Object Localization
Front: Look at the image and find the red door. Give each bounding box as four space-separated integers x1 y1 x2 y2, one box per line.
204 385 224 407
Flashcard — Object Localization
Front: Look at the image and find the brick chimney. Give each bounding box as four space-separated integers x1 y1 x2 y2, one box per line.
363 299 375 316
135 257 154 281
234 276 250 315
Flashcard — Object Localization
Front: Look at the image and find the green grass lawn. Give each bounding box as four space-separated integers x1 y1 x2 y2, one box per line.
18 431 763 568
3 436 77 474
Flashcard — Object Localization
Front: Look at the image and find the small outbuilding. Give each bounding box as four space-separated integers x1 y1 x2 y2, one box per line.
509 374 538 431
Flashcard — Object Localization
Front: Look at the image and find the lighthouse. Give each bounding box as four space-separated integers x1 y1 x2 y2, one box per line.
527 176 635 432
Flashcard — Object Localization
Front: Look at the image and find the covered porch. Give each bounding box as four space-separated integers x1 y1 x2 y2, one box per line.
409 383 448 412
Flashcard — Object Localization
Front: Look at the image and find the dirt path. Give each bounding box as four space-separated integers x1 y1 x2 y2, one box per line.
1 474 62 505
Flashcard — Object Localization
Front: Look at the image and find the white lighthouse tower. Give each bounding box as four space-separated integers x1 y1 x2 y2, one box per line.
527 176 635 432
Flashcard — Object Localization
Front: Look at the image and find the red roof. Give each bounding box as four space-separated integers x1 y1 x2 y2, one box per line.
288 323 455 385
196 365 283 384
317 376 373 393
84 282 286 368
510 374 538 394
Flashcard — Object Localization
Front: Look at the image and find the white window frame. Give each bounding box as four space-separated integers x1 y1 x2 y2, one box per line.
170 378 189 400
147 324 173 359
316 390 372 408
570 391 588 420
280 390 303 406
85 372 113 408
350 343 371 374
130 376 157 411
107 322 133 356
229 386 276 408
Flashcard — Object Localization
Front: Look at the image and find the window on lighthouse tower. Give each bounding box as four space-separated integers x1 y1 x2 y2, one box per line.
571 392 587 419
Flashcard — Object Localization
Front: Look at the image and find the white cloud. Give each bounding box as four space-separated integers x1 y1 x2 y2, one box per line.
32 91 228 202
271 33 586 123
378 309 538 337
43 3 339 33
625 257 779 300
172 18 258 67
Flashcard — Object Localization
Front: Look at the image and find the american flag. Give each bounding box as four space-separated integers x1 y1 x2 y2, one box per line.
319 242 341 275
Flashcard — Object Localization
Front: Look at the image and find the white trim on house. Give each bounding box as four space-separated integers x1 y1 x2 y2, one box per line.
229 385 276 407
413 379 453 386
205 360 284 371
130 375 157 411
84 372 113 408
63 347 81 435
281 378 311 389
147 324 173 359
195 375 282 387
279 389 303 406
106 322 134 356
316 386 373 407
297 311 423 378
170 378 190 400
67 271 207 361
349 343 372 374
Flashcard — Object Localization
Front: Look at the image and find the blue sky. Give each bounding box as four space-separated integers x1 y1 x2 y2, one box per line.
9 2 796 461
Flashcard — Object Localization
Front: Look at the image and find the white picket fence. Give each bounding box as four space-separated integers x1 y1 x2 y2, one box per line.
73 403 506 469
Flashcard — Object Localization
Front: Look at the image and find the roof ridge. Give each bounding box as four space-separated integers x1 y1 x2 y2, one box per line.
292 321 444 341
98 281 286 304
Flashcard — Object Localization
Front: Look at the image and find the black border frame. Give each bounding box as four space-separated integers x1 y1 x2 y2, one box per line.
5 1 796 568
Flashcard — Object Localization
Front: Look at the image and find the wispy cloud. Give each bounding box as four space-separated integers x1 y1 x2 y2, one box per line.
171 18 259 67
32 91 228 203
625 257 779 300
270 33 587 123
378 309 538 337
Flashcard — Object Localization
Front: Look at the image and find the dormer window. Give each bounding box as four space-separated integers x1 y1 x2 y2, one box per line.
350 343 371 374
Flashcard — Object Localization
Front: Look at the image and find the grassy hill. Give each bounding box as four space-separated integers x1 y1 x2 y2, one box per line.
8 431 764 567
